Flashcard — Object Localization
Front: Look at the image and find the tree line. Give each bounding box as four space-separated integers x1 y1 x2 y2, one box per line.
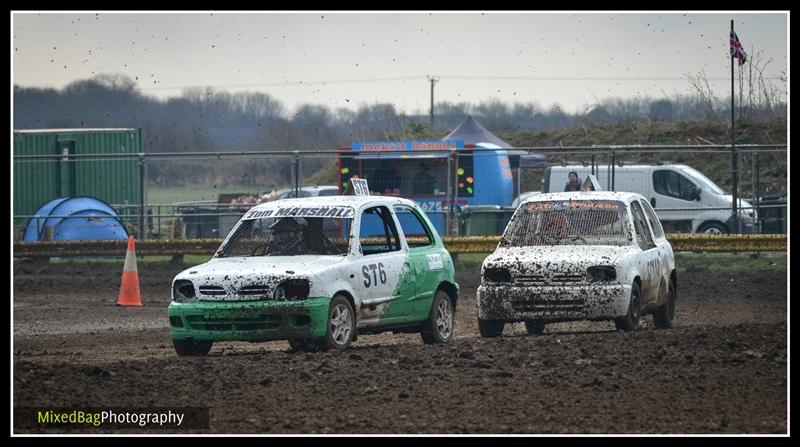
14 71 786 187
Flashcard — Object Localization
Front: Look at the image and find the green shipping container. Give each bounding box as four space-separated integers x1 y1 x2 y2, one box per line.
13 128 142 221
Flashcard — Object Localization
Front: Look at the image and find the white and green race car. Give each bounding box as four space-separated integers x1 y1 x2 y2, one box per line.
168 195 458 355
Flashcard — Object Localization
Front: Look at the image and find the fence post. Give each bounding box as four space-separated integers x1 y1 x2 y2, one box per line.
138 153 146 241
293 152 301 198
453 151 460 236
754 152 760 233
611 149 616 191
446 151 453 235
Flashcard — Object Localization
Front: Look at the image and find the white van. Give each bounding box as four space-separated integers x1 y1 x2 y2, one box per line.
542 165 756 233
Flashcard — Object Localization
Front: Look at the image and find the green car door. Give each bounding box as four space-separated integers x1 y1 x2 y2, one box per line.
392 204 449 322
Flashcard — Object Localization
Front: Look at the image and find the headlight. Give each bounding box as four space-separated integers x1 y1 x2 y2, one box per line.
273 279 310 301
483 267 511 283
586 266 616 282
172 280 196 302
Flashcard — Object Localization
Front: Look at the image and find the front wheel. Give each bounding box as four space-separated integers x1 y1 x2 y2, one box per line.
697 221 728 234
318 295 355 351
173 339 212 356
478 319 505 338
653 278 676 329
614 282 641 332
420 290 454 344
524 320 546 335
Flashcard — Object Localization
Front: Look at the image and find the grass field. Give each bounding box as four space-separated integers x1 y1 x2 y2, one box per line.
146 185 265 205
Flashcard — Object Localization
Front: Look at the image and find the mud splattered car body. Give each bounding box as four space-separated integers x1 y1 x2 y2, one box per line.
477 191 677 336
168 195 458 355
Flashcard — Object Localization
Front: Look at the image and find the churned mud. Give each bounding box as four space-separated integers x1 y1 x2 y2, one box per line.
13 259 787 434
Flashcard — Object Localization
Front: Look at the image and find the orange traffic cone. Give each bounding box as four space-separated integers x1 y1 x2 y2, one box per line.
117 236 142 306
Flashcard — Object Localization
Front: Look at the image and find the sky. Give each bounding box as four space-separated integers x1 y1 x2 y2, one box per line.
11 11 789 115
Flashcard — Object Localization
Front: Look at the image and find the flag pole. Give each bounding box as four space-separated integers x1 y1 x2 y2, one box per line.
730 19 739 233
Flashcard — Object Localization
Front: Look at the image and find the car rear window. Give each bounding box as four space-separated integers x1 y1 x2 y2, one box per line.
502 200 631 247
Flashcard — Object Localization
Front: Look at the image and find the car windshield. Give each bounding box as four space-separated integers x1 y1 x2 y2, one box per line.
501 200 631 247
217 213 353 257
680 166 725 195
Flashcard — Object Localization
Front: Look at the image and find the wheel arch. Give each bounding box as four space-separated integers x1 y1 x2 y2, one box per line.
697 219 730 234
333 290 357 321
437 281 459 311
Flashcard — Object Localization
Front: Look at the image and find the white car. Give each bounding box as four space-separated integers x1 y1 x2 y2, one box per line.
477 191 677 336
542 165 757 234
168 195 458 355
274 185 339 200
511 191 541 208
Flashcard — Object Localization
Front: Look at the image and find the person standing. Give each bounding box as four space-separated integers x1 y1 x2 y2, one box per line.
564 171 582 191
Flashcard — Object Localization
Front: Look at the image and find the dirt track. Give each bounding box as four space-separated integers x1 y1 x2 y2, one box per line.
13 259 787 434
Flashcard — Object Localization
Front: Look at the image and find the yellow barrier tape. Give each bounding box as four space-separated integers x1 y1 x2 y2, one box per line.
14 234 786 257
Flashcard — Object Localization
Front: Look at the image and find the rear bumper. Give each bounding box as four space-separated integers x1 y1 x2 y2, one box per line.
168 297 330 342
477 283 631 321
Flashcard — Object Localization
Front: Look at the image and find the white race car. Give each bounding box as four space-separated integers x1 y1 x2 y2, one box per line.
477 191 676 336
168 195 458 355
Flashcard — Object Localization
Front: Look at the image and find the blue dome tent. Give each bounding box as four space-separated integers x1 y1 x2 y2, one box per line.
22 196 129 241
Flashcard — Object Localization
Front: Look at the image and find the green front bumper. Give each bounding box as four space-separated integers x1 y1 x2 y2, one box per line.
168 297 330 342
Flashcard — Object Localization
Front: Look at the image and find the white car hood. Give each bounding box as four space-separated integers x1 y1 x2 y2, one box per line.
175 255 348 300
719 194 755 210
483 245 632 274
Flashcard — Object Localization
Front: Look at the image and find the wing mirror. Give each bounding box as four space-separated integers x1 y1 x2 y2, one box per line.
691 187 701 201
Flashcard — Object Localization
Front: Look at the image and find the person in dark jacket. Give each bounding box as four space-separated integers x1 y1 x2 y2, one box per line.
564 171 582 191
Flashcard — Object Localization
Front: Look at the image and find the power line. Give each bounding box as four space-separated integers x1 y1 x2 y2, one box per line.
140 76 427 91
138 74 783 91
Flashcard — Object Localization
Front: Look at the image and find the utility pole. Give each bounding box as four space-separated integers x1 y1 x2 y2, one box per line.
428 76 438 129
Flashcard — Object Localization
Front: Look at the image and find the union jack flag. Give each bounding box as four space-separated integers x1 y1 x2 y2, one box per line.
730 30 747 66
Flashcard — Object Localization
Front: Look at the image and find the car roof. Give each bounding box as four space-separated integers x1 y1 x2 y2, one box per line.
298 185 338 190
522 191 645 205
247 195 417 212
549 164 689 171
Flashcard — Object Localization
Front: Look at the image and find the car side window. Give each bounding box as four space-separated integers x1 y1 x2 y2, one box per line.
393 205 434 248
359 206 401 255
630 201 656 250
640 199 665 239
653 170 697 201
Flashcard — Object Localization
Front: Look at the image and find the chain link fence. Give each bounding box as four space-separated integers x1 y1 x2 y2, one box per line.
13 145 786 241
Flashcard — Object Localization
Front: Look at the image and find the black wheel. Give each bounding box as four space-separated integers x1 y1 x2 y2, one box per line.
524 320 546 335
287 338 320 352
697 221 728 234
478 319 505 338
420 290 454 344
653 278 676 329
318 295 355 351
173 339 212 356
614 282 641 332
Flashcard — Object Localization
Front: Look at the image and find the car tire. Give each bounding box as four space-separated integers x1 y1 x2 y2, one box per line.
614 282 641 332
478 319 505 338
318 295 355 351
173 339 212 356
524 320 546 335
420 290 454 344
653 277 676 329
697 221 728 234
